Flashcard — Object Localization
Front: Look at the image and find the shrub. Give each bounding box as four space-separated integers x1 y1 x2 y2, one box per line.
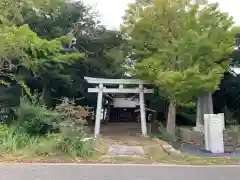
55 98 93 156
15 96 60 136
26 134 59 156
56 134 93 157
0 125 39 153
0 96 93 157
55 98 89 126
0 123 8 136
0 126 57 156
224 107 238 126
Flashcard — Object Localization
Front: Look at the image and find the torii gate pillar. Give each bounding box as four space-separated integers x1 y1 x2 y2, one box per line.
95 83 103 137
139 84 147 136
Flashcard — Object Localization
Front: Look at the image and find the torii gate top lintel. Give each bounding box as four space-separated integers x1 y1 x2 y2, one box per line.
84 76 149 85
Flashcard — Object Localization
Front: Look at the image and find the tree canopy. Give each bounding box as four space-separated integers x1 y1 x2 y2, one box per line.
0 0 127 109
122 0 235 104
121 0 237 135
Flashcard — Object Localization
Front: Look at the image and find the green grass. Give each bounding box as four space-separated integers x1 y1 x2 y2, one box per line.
0 125 94 159
0 128 239 165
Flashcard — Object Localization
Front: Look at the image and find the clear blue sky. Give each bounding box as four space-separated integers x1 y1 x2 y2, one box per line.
82 0 240 29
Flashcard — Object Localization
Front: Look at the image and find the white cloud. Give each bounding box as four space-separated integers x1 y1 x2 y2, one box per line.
82 0 240 29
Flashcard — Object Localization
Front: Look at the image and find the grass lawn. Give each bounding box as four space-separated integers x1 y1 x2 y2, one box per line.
0 135 240 165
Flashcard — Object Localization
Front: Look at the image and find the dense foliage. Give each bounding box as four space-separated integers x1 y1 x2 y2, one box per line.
0 0 126 108
0 97 92 157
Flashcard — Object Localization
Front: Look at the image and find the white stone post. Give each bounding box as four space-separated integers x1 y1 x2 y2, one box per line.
208 114 224 153
139 84 147 136
204 113 225 153
95 83 103 137
204 114 211 151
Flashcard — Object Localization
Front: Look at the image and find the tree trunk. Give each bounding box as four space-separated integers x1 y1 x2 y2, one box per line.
166 100 176 138
41 85 52 107
196 96 204 128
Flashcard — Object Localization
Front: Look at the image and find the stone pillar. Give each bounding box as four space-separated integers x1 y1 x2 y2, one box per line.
139 84 147 136
95 83 103 137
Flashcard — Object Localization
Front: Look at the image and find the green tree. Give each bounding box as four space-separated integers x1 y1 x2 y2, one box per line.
23 0 127 105
122 0 235 136
23 1 95 39
0 0 127 109
0 0 63 26
0 25 84 105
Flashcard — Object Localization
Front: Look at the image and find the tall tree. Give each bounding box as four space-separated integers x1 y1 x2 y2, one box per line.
0 0 126 108
23 1 96 39
0 0 63 26
121 0 235 136
0 25 84 105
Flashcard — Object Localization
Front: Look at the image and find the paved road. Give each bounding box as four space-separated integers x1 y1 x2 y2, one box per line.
0 163 240 180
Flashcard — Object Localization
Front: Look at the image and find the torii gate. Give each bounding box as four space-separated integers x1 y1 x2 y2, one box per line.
84 77 154 137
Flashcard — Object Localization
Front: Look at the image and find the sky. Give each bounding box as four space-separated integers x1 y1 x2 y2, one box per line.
82 0 240 29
